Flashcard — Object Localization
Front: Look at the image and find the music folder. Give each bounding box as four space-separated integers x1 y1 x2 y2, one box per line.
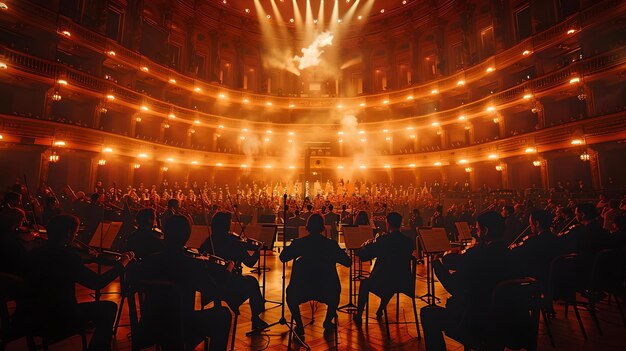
244 225 277 250
418 227 451 254
89 221 122 249
343 226 374 250
188 225 209 249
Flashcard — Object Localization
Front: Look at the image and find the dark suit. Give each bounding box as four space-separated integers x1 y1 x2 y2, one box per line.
324 212 340 241
280 232 351 327
200 233 265 317
422 241 511 350
24 245 123 351
137 249 231 350
126 227 164 260
510 230 558 290
356 230 414 311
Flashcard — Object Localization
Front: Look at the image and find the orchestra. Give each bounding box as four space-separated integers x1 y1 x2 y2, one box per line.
1 179 625 351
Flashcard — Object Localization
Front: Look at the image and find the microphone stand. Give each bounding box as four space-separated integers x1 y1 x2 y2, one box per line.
247 194 309 349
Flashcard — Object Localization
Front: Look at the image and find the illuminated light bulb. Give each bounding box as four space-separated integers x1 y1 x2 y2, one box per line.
245 8 250 13
61 30 71 37
385 137 391 141
525 147 536 153
337 165 344 169
135 117 141 122
407 126 414 130
169 78 176 83
380 9 385 13
141 66 149 72
523 94 533 100
265 165 272 168
433 162 442 166
0 62 7 69
264 138 270 142
406 95 414 100
57 79 68 86
134 163 141 169
337 19 342 23
567 29 576 35
358 130 365 134
107 51 116 56
464 125 471 130
218 125 224 129
140 105 149 111
384 165 391 169
465 167 472 172
359 165 366 169
357 15 362 20
266 130 272 134
194 120 200 124
288 139 293 143
240 164 247 168
194 87 202 92
49 153 60 163
162 167 168 172
337 104 343 109
289 166 296 169
138 153 148 158
409 135 416 139
267 14 271 19
522 50 531 56
243 99 249 103
571 139 583 145
51 91 62 101
431 122 439 127
103 147 113 153
486 106 496 112
218 94 226 99
382 129 389 133
486 67 495 73
338 139 343 143
458 159 468 164
493 118 500 123
166 158 174 163
191 161 198 165
266 102 272 106
106 94 115 100
189 129 195 134
457 80 465 86
240 136 245 140
495 165 503 171
163 123 170 129
288 131 295 135
458 115 466 121
337 131 344 135
488 154 498 159
168 113 176 119
409 164 416 168
360 138 367 142
288 104 295 108
383 100 389 104
431 89 439 94
533 160 542 167
580 152 590 161
242 128 248 132
569 77 580 84
359 103 366 107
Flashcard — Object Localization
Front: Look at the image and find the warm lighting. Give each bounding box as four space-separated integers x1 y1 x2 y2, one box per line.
169 78 176 84
567 29 576 35
288 131 295 135
103 147 113 153
409 164 416 168
406 95 414 100
107 51 116 56
194 120 200 124
533 160 542 167
569 77 580 84
431 122 439 127
162 167 169 172
49 153 60 163
464 167 472 172
488 154 498 159
337 165 344 169
57 79 68 86
359 103 366 107
458 115 466 121
495 165 503 171
525 147 537 153
51 91 62 102
522 50 532 56
194 87 202 92
382 129 389 133
265 165 272 168
140 105 149 111
98 159 106 166
138 153 148 158
289 166 296 169
360 138 367 142
409 135 416 139
383 100 389 104
337 131 344 135
168 113 176 119
384 165 391 169
134 163 141 169
580 152 590 161
493 118 500 123
288 139 293 143
407 127 414 130
218 94 226 99
240 164 247 168
141 66 149 72
431 89 439 95
60 30 71 37
135 117 142 122
106 94 115 100
266 130 272 134
0 62 7 69
523 94 533 100
385 137 391 141
486 106 496 112
288 104 295 108
163 123 170 129
240 136 245 140
359 165 366 169
337 104 343 109
458 159 468 164
53 141 66 147
433 162 442 166
191 161 198 165
166 158 175 163
189 129 195 134
218 125 224 129
571 138 584 145
486 67 495 73
264 138 270 142
241 128 248 132
456 80 465 86
266 102 272 106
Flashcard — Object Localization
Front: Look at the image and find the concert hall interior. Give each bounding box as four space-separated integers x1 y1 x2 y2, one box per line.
1 0 625 350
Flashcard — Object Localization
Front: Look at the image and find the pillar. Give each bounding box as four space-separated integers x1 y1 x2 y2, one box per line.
539 158 550 190
88 157 100 193
588 147 601 190
499 162 509 189
534 100 545 129
581 83 595 117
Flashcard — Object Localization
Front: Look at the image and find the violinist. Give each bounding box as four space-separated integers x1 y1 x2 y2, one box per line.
421 211 511 351
79 193 105 243
160 198 180 227
280 214 351 339
23 214 134 351
200 212 269 331
557 203 609 260
353 212 414 327
136 214 232 351
324 204 340 241
126 208 164 260
42 196 61 226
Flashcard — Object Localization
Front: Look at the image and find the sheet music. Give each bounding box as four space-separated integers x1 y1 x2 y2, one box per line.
419 227 450 253
89 221 122 249
455 222 472 241
343 226 373 250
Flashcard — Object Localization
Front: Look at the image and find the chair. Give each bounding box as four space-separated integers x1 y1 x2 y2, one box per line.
586 249 626 328
287 308 338 350
0 272 25 351
365 257 421 340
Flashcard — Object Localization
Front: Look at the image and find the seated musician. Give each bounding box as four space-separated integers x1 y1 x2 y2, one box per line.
286 209 306 227
126 208 164 260
324 204 340 241
160 198 180 227
200 212 269 330
23 214 133 351
137 214 232 351
421 211 511 350
557 203 610 258
353 212 414 327
510 210 558 289
279 214 351 338
0 206 28 275
502 205 522 246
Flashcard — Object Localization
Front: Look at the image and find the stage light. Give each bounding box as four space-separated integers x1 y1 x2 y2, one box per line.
525 147 536 153
433 162 442 166
523 94 533 100
486 67 495 73
169 78 176 84
457 80 465 86
384 165 391 168
138 153 148 158
495 165 503 171
57 79 68 86
458 159 468 164
60 30 71 37
98 159 106 166
0 62 7 69
571 138 584 145
169 113 176 119
106 94 115 100
488 154 498 159
458 115 466 121
141 66 149 72
107 51 116 56
569 77 580 84
522 50 532 56
103 147 113 153
54 141 66 146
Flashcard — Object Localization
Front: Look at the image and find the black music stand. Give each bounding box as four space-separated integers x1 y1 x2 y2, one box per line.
338 226 373 314
246 225 277 300
417 227 450 305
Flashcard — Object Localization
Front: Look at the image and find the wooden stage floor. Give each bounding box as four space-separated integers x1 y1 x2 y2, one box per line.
6 251 626 350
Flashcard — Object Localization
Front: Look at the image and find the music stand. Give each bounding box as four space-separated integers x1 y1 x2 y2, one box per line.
246 225 277 301
297 226 308 238
417 227 450 305
338 226 373 313
455 222 473 242
88 221 122 249
187 225 209 249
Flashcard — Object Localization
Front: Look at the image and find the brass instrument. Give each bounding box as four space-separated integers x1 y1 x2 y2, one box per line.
184 247 234 271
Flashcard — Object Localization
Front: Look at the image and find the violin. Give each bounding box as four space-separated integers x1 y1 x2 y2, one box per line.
229 231 263 251
69 238 137 264
184 247 235 272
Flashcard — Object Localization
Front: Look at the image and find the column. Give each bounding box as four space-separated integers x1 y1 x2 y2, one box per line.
539 158 550 190
440 127 449 149
581 83 595 117
466 122 475 145
130 113 138 137
39 149 52 186
499 162 509 189
159 121 167 143
534 100 545 129
360 42 372 94
88 157 100 192
185 127 193 148
496 115 506 139
587 147 602 190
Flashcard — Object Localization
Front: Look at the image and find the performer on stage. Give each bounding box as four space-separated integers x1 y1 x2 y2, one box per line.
126 208 164 260
200 212 269 330
324 204 340 241
280 214 351 338
352 212 414 326
160 198 180 227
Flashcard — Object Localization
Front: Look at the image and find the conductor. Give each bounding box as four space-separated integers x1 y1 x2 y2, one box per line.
280 214 351 338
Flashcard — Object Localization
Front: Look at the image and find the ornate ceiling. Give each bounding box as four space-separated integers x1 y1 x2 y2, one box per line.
222 0 418 24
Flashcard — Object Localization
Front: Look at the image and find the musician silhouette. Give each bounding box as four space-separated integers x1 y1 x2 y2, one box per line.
160 199 180 227
324 204 340 241
126 208 164 260
200 211 269 330
280 214 351 338
352 212 414 327
138 214 232 350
